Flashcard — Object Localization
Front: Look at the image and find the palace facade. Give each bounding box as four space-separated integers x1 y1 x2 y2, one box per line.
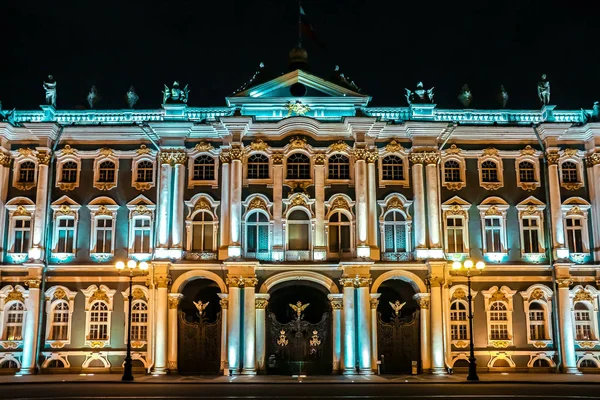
1 53 600 375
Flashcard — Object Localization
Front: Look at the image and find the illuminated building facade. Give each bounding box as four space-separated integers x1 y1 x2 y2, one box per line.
1 51 600 375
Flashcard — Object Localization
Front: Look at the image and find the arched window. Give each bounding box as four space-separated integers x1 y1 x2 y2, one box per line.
247 154 269 179
192 211 214 252
286 153 310 179
193 155 215 181
88 302 109 340
18 161 36 183
481 160 499 183
246 212 270 259
580 359 598 368
528 302 546 340
561 161 579 183
444 160 461 182
328 154 350 180
328 211 351 255
382 156 404 180
489 301 509 340
383 211 408 253
49 301 69 340
4 302 24 340
519 161 535 183
450 300 468 341
287 210 310 251
131 301 148 342
566 216 584 253
98 161 116 183
533 358 550 367
574 302 594 340
61 161 78 183
46 359 65 368
0 359 18 369
136 160 153 183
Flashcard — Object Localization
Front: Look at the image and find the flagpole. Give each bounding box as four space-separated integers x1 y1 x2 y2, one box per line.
298 0 302 48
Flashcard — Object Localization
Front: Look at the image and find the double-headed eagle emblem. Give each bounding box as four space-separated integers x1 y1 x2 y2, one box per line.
289 301 310 318
193 300 209 317
389 300 406 316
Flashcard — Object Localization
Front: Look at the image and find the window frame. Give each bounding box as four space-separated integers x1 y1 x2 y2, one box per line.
520 285 553 346
131 150 157 191
325 207 355 259
482 285 517 347
50 196 81 259
0 285 28 346
56 147 81 192
516 197 546 260
285 151 312 181
477 149 504 191
127 195 156 259
245 152 271 182
92 151 119 191
448 285 477 348
87 197 119 261
122 285 149 348
5 198 36 261
81 285 116 348
377 194 413 261
243 210 272 261
441 152 466 191
378 144 409 188
12 151 39 191
44 286 77 348
441 197 471 257
559 152 584 191
184 194 220 259
477 197 509 260
561 198 591 262
569 285 600 347
187 146 219 189
282 193 315 261
515 152 541 191
326 153 352 182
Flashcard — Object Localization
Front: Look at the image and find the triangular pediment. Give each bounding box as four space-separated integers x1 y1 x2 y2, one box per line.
516 196 545 207
51 195 81 208
127 194 155 208
442 196 471 207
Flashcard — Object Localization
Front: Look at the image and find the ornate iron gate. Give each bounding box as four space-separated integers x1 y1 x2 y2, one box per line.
377 304 420 374
266 302 332 375
178 305 221 374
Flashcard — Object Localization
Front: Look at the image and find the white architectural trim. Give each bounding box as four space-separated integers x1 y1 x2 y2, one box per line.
516 196 546 261
92 149 119 191
55 146 81 192
126 195 156 260
170 270 227 294
131 147 157 191
282 193 315 261
477 197 509 261
441 146 466 191
378 142 409 188
184 194 220 257
258 271 340 294
477 148 504 191
520 284 553 347
324 194 356 259
5 197 35 261
441 196 471 257
559 149 585 191
0 285 28 347
481 285 517 347
11 148 38 191
448 284 477 347
81 285 116 348
377 193 413 261
121 285 149 348
50 196 81 260
561 197 591 263
241 194 274 261
243 146 273 185
515 152 541 191
569 285 600 347
44 285 78 348
187 143 219 189
87 197 119 260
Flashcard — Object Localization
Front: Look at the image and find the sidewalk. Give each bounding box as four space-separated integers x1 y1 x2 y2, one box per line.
1 372 600 385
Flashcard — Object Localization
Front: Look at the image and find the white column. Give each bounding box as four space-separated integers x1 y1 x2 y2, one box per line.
227 283 241 374
242 282 256 374
0 155 11 262
414 293 431 372
548 154 566 257
354 150 369 257
425 158 442 251
157 155 172 250
314 156 326 260
410 157 427 254
367 154 379 257
272 155 284 260
30 153 50 260
229 147 243 257
255 294 269 372
170 161 186 251
357 284 372 374
19 278 41 374
167 293 183 373
587 161 600 258
328 294 343 373
219 154 231 257
218 294 229 374
429 278 446 374
341 280 356 374
369 294 381 373
153 277 169 374
557 278 578 373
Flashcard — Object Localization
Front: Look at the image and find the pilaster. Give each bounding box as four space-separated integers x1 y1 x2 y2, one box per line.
414 292 431 372
30 150 50 260
410 153 427 258
170 154 187 252
152 262 171 374
219 152 231 259
369 293 381 372
19 266 42 375
313 153 327 260
547 151 567 258
218 294 229 374
427 261 446 375
167 293 183 373
156 152 173 252
366 151 380 259
0 153 11 262
255 294 270 372
228 144 243 258
353 146 370 257
555 263 578 373
328 294 343 373
271 154 284 260
586 153 600 259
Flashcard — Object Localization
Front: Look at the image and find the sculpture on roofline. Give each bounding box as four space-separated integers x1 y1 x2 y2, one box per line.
162 81 190 104
457 84 472 108
404 81 434 105
126 85 139 109
537 74 550 105
497 85 509 108
87 86 99 108
594 101 600 122
0 101 15 122
43 75 57 107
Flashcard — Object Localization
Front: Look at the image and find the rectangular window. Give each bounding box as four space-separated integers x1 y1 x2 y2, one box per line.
89 312 108 340
522 217 540 253
13 219 31 253
446 216 465 253
133 218 151 253
566 217 584 253
56 218 75 253
485 217 502 253
95 218 113 254
490 324 509 340
528 310 546 340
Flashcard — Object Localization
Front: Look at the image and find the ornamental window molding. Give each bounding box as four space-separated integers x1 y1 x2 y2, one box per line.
244 151 272 184
56 145 81 192
131 146 157 191
477 197 509 259
477 149 504 191
449 284 477 348
481 285 517 348
570 285 600 347
441 154 466 191
285 150 313 181
11 148 39 191
441 196 471 256
520 284 553 347
92 149 119 191
282 193 316 262
324 194 356 260
187 144 219 189
558 149 585 191
5 197 36 261
561 197 591 262
516 196 546 260
0 285 28 346
242 194 274 261
121 285 149 348
515 152 541 192
50 196 81 260
378 141 409 188
81 285 116 348
87 197 119 260
326 152 353 183
377 193 413 261
44 285 78 348
184 194 220 258
126 195 156 258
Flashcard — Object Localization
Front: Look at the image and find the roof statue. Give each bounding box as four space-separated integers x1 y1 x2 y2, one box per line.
0 101 15 123
583 101 600 123
233 62 268 94
405 81 434 105
330 65 360 92
537 74 550 105
497 85 509 108
43 75 57 107
87 86 99 109
458 84 472 108
163 81 189 104
126 86 139 109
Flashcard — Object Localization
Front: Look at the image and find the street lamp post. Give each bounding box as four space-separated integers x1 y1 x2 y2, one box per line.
451 259 485 381
116 259 149 382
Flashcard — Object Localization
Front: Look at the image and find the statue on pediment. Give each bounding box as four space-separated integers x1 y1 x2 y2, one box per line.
163 81 190 104
126 86 139 109
405 81 434 105
0 101 15 122
537 74 550 105
457 84 472 108
43 75 57 107
497 85 509 108
87 86 99 108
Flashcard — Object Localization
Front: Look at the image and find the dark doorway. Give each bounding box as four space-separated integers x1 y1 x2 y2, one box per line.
178 279 222 375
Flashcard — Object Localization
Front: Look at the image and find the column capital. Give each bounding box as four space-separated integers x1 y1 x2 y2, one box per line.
427 276 444 288
586 152 600 166
272 153 284 165
0 152 11 167
155 275 171 288
352 147 369 161
313 153 326 165
339 274 372 288
36 151 51 165
369 297 379 309
226 275 258 288
413 293 431 309
255 298 268 309
556 278 573 288
219 151 231 163
168 293 183 309
229 144 244 161
546 151 560 165
366 150 378 163
410 150 439 165
24 278 41 289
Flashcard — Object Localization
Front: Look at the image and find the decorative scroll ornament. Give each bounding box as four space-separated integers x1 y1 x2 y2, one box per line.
17 148 34 157
490 291 508 302
310 330 321 347
328 140 347 153
574 289 594 302
131 341 144 349
255 299 268 309
0 341 19 349
389 300 406 315
556 278 572 288
567 206 585 216
530 289 546 301
89 341 106 348
289 136 307 149
386 197 405 212
25 279 41 289
286 100 310 116
54 288 67 300
563 183 584 191
289 194 308 208
96 205 113 216
249 139 269 152
453 288 467 299
248 197 268 212
99 148 115 157
546 152 560 165
485 205 503 216
577 341 597 349
194 198 211 211
446 205 466 216
277 330 289 346
586 152 600 166
330 300 343 310
523 205 540 216
49 341 65 349
454 341 469 348
446 144 462 155
36 150 51 165
490 340 511 348
193 300 209 317
90 290 109 303
132 288 145 300
57 204 73 216
61 145 77 155
271 153 284 165
290 301 310 318
226 276 258 288
445 182 465 191
313 153 326 165
14 205 31 217
330 197 350 212
563 148 578 157
0 152 11 167
532 341 548 349
520 145 537 156
385 140 404 153
134 205 152 216
194 142 213 152
136 144 152 155
482 147 499 157
481 182 503 191
6 289 24 303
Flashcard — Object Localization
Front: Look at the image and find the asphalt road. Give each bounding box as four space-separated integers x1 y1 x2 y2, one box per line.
1 383 600 400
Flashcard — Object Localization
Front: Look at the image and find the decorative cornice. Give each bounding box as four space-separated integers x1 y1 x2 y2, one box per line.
14 205 32 217
445 204 467 216
17 148 35 157
563 148 579 158
567 205 585 216
485 205 503 216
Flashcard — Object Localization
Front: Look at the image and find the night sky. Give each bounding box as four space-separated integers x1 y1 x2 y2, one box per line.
1 0 599 111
